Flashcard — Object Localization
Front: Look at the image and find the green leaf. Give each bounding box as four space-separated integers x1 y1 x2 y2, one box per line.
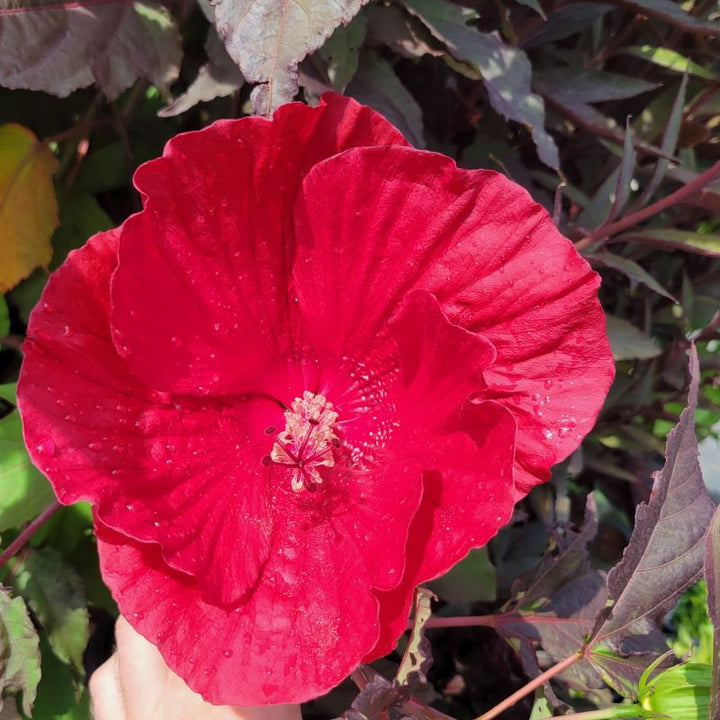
12 549 89 675
0 588 41 716
429 547 496 603
9 191 112 323
347 49 425 147
605 315 661 361
0 296 8 338
621 46 717 80
619 229 720 256
0 124 58 294
403 0 559 169
0 384 55 532
21 634 90 720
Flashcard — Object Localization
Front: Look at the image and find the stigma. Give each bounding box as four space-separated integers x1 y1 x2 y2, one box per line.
263 391 339 493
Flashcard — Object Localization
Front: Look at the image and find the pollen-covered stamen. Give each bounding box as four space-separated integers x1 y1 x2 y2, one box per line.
266 391 340 493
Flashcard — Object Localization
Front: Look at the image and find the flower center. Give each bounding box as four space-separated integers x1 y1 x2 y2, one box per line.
262 391 340 493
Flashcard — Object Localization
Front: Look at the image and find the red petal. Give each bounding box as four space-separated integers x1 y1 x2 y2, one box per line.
19 232 279 606
293 145 613 497
392 290 495 426
96 515 381 705
111 95 408 396
367 401 517 660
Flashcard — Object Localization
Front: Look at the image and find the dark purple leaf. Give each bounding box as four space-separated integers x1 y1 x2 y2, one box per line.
634 74 688 207
588 635 667 701
522 2 613 49
211 0 369 114
592 345 716 646
366 4 444 59
705 505 720 720
403 0 559 169
588 252 677 302
605 315 661 361
608 119 637 222
511 495 599 606
533 69 658 104
498 571 609 692
604 0 720 35
615 229 720 256
0 0 181 99
346 50 425 147
158 28 243 117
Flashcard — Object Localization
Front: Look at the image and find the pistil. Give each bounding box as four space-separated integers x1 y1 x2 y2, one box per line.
263 391 339 493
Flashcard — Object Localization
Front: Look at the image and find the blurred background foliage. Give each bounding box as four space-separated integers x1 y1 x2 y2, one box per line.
0 0 719 717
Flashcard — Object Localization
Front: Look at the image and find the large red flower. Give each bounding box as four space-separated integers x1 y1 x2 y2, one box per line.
18 94 614 705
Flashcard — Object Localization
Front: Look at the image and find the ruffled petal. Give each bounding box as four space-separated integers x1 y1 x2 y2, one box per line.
293 145 612 497
96 513 382 705
391 290 495 427
111 95 408 397
366 401 517 660
18 232 282 606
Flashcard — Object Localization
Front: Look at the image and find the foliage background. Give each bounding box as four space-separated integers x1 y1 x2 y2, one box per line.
0 0 719 717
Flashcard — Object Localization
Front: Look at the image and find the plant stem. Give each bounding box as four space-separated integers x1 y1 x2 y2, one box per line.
423 615 497 629
472 651 584 720
0 501 61 568
538 705 645 720
575 159 720 250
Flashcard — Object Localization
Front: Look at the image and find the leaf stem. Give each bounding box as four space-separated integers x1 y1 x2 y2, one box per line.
575 159 720 250
472 651 584 720
422 615 497 629
537 705 645 720
0 501 62 568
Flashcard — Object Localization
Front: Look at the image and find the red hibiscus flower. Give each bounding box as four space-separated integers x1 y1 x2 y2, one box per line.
18 94 614 705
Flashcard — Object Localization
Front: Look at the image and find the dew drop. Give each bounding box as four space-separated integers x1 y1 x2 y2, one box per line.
544 379 553 389
36 440 57 457
88 441 102 451
223 649 233 659
133 611 145 620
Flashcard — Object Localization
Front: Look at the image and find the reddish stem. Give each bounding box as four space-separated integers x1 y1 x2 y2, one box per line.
422 615 497 629
575 159 720 251
0 501 62 568
472 651 584 720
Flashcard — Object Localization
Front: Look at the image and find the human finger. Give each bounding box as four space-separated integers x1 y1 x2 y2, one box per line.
89 653 126 720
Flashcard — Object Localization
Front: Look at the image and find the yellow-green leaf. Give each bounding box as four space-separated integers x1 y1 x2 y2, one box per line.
0 124 58 293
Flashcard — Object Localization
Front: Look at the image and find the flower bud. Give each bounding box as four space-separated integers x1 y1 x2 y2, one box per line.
638 662 712 720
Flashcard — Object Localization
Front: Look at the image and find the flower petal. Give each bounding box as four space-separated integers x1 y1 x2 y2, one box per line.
111 95 408 397
367 401 517 660
18 231 280 606
293 145 613 497
392 290 495 426
95 513 381 705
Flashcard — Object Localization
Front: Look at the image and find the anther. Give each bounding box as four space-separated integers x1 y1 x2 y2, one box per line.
264 391 340 493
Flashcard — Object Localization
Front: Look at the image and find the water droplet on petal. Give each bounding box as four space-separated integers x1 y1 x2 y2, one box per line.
223 649 233 659
37 440 57 457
